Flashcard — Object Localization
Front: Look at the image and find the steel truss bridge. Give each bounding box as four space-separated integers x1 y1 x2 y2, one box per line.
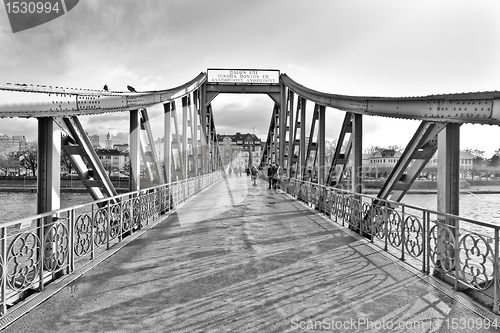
1 69 500 320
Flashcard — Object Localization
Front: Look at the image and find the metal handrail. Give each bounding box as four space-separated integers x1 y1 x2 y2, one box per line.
0 171 223 316
280 176 500 314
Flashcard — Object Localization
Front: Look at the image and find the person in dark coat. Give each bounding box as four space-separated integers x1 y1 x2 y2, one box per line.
267 163 276 189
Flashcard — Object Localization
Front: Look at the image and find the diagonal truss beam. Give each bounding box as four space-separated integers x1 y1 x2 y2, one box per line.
303 104 320 179
377 121 447 202
260 104 279 166
288 95 306 177
58 116 118 201
140 109 165 184
326 112 354 187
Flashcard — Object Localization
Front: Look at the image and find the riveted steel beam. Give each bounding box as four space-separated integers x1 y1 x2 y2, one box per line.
140 109 165 184
280 74 500 125
192 91 199 177
351 114 363 194
437 123 460 216
376 121 447 202
129 110 141 192
58 116 118 199
37 117 61 214
0 73 207 118
317 105 326 186
163 102 172 183
171 101 184 180
182 96 189 179
303 104 320 179
326 113 354 187
279 83 287 168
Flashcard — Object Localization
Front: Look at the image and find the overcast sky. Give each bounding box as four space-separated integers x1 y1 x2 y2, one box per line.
1 0 500 157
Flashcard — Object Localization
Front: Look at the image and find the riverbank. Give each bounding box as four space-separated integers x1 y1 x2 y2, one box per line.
363 186 500 195
0 187 130 193
3 185 500 194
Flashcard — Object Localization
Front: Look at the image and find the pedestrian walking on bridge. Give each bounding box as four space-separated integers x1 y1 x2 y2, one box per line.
251 166 259 185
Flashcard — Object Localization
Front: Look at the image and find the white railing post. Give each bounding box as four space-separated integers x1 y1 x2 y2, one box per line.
494 229 499 313
1 226 7 315
421 210 426 273
90 205 95 260
401 206 405 261
106 201 111 251
454 218 460 290
39 217 45 291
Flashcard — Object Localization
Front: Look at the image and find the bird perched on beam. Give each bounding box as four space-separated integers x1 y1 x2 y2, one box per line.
103 84 109 92
127 85 137 92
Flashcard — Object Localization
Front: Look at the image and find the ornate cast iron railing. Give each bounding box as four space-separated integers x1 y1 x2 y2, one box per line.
0 171 222 316
281 177 500 314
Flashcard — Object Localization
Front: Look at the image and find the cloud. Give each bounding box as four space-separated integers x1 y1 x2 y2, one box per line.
286 64 308 73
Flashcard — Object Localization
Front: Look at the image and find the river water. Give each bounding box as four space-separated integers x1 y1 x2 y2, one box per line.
1 191 499 226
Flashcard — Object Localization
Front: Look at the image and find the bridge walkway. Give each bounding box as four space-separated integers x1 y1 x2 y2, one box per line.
3 176 498 332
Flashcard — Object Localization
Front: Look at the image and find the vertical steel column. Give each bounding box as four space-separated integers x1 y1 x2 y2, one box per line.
317 105 326 186
37 117 61 212
140 109 164 184
163 102 172 183
300 100 306 179
200 85 208 174
287 91 295 176
437 123 460 216
207 105 213 171
182 96 189 179
279 83 287 168
192 91 199 177
129 110 141 192
171 102 184 179
351 114 363 194
271 105 279 164
37 117 61 278
436 123 460 280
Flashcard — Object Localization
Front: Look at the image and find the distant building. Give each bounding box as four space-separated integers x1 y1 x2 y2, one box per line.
96 148 129 171
0 134 27 156
362 149 474 179
364 149 402 168
113 143 129 152
105 132 113 148
217 132 262 168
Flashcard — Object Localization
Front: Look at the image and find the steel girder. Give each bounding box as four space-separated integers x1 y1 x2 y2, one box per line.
191 92 199 177
302 104 320 179
38 118 61 214
280 74 500 125
0 73 207 118
326 113 354 187
139 109 165 184
170 101 184 180
376 121 447 202
260 104 279 166
58 116 118 202
287 95 305 177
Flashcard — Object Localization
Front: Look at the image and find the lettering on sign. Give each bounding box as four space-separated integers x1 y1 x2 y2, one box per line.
127 95 157 107
207 69 280 84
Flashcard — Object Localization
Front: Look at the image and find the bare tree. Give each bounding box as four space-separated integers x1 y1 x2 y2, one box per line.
19 146 37 176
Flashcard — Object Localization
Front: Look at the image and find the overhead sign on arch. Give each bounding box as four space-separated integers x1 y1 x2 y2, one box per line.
207 69 280 84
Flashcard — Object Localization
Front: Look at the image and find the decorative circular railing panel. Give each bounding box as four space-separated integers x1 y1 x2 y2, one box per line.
459 233 494 290
387 209 402 248
404 215 424 258
429 222 456 273
43 222 69 271
7 233 41 291
93 208 108 247
74 213 93 257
